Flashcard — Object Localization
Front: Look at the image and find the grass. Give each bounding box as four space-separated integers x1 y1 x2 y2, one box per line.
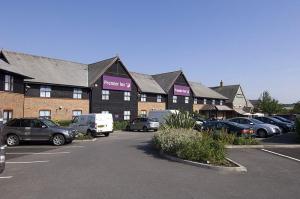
75 133 94 140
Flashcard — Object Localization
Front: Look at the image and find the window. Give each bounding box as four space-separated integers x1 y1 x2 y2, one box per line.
72 110 82 119
140 110 147 117
204 99 207 104
124 92 131 101
185 96 189 104
39 110 51 119
3 110 13 124
20 119 31 127
157 95 162 103
6 119 20 127
173 96 177 103
124 111 131 120
220 100 223 105
4 75 14 91
31 119 43 128
101 111 109 114
141 94 147 102
194 98 198 104
212 99 216 105
40 86 51 98
102 90 109 100
73 88 82 99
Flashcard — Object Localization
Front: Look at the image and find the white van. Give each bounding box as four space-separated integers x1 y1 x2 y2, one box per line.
148 110 179 124
70 113 113 137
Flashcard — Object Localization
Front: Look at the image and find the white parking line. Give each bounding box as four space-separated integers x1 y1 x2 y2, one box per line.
6 152 70 155
0 176 13 179
6 160 49 164
261 149 300 162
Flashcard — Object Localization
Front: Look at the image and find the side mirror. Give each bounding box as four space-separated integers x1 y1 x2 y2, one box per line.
41 125 47 128
250 123 254 125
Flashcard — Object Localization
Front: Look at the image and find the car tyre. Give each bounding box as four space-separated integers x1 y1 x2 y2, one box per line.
126 125 131 131
52 134 65 146
87 130 95 137
143 126 148 132
104 133 109 137
7 134 20 146
257 129 267 138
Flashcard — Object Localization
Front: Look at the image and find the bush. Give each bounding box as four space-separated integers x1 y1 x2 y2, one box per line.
54 120 72 127
296 119 300 136
233 137 259 145
164 111 196 129
75 133 94 140
153 128 226 165
114 121 129 131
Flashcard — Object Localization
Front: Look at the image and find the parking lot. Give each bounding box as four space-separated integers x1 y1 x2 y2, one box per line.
1 131 300 199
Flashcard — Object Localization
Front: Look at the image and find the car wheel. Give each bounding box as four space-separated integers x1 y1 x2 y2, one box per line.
126 125 130 131
87 130 95 137
143 126 148 132
104 133 109 137
52 134 65 146
257 129 267 138
7 134 20 146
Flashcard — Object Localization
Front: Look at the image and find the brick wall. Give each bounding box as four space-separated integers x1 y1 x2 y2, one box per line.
0 92 24 118
138 102 166 115
24 97 89 120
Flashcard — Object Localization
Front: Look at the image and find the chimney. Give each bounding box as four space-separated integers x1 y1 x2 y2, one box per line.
220 80 223 87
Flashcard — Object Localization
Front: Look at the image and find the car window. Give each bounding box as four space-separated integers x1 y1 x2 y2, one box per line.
230 118 239 123
250 118 264 124
141 118 147 122
42 119 58 127
6 119 21 127
240 119 250 124
72 116 79 124
20 119 32 127
31 120 43 128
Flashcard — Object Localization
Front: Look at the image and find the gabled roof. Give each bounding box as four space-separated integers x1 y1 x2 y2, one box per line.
210 85 241 103
0 59 32 78
88 56 118 86
189 81 227 100
129 72 166 94
152 70 187 93
1 50 89 87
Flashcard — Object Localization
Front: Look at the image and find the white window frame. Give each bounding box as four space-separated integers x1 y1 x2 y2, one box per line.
140 110 147 117
141 94 147 102
124 92 131 101
3 110 13 124
220 100 223 105
173 96 177 103
40 86 51 98
124 111 131 120
73 88 82 99
4 75 14 91
101 111 110 114
72 110 82 119
157 95 162 103
39 110 51 119
194 98 198 104
102 90 110 100
212 99 216 105
204 99 207 105
185 96 189 104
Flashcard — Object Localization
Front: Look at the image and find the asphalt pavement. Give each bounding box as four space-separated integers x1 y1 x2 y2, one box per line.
1 131 300 199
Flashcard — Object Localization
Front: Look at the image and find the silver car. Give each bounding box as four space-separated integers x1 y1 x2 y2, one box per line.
126 118 160 132
228 117 281 138
3 118 76 146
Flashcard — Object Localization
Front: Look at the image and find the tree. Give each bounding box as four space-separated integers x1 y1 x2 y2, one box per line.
293 102 300 114
258 91 283 115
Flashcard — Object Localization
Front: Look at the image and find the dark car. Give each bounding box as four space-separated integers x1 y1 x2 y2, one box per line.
203 120 255 137
273 116 294 124
3 118 76 146
0 113 5 174
255 116 294 133
126 117 160 132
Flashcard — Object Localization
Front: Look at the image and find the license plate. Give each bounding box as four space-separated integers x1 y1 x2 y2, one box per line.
98 125 105 128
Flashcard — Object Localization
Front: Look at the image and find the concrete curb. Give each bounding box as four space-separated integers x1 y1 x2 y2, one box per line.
159 151 247 173
73 138 97 142
226 144 300 149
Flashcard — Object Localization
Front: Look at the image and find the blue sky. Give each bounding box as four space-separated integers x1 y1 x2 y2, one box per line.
1 0 299 103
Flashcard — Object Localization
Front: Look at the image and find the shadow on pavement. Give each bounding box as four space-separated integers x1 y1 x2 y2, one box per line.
261 132 300 145
135 140 164 160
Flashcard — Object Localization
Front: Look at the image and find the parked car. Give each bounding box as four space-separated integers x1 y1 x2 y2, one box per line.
148 110 178 124
272 116 294 124
0 113 6 174
3 118 76 146
254 116 295 133
69 113 113 137
126 117 160 132
228 117 281 138
202 120 255 137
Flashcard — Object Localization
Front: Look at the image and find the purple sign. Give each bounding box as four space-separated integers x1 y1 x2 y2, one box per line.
174 85 190 96
103 75 132 91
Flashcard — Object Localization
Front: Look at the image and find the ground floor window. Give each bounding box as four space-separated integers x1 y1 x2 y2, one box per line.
140 110 147 117
72 110 82 119
3 110 13 124
173 96 177 103
39 110 51 119
124 111 131 120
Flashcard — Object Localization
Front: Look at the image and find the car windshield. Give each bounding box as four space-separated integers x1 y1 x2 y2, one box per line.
269 117 282 123
149 118 158 122
275 116 290 122
249 118 264 124
42 119 58 127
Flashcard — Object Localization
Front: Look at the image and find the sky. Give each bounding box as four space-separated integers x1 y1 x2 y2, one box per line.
0 0 299 103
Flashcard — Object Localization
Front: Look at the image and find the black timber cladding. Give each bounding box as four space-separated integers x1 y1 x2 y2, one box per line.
0 70 25 94
90 60 138 121
138 92 166 103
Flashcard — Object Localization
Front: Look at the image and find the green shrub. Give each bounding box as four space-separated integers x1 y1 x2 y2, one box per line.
164 111 196 129
233 137 259 145
114 121 129 131
75 133 94 140
153 128 226 165
211 129 236 145
54 120 72 127
296 119 300 136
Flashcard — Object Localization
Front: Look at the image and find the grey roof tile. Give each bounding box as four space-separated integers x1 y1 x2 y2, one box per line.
189 81 227 99
130 72 166 94
210 85 240 103
152 70 183 93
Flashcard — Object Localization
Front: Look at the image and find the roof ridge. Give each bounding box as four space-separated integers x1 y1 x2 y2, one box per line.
152 70 182 76
89 56 118 66
2 49 87 66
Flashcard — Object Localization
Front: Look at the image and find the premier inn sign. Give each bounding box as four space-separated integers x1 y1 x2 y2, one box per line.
102 75 132 91
174 85 190 96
